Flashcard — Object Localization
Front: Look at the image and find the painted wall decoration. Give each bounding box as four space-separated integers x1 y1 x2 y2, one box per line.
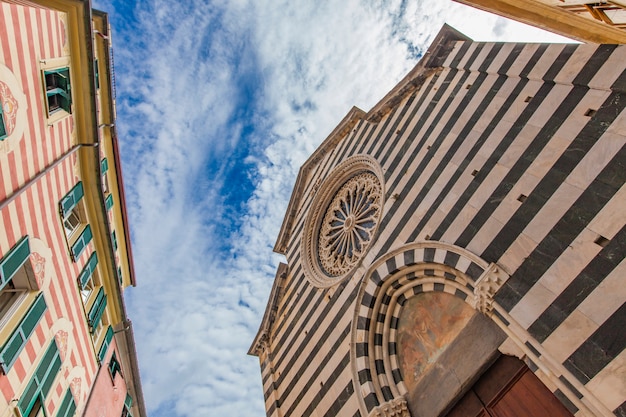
0 63 28 153
397 292 475 391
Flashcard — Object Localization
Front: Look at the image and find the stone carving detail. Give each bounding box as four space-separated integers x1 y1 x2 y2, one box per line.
368 396 411 417
318 173 381 276
472 263 509 314
253 331 270 355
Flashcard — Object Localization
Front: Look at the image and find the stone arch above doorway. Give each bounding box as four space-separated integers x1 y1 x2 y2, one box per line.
350 241 507 417
350 241 603 417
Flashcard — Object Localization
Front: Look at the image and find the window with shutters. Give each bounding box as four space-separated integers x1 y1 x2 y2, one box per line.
101 158 110 194
78 252 99 304
0 237 47 374
98 326 114 363
56 388 77 417
91 313 109 342
25 397 45 417
59 182 93 262
43 67 72 115
63 209 82 238
78 253 110 349
17 341 61 417
0 237 38 323
121 393 133 417
40 57 71 124
87 286 108 336
109 352 122 380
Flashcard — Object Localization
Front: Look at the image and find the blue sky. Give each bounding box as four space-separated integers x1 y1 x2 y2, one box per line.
89 1 572 415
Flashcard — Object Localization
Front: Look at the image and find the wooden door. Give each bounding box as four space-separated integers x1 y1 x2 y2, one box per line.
446 356 574 417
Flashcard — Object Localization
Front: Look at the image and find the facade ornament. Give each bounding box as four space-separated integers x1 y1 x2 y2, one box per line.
368 396 411 417
253 331 270 355
301 155 385 287
318 172 382 277
472 263 509 314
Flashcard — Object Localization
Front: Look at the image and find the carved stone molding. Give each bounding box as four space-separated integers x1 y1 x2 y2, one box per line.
368 396 411 417
318 172 381 276
302 155 385 288
472 263 509 314
252 331 270 355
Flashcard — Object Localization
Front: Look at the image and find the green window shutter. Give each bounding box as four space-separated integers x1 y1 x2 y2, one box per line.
88 287 107 330
105 194 114 211
57 388 77 417
38 343 61 398
94 59 100 90
45 68 72 113
125 393 133 409
98 326 114 362
71 225 92 261
78 252 98 289
108 353 121 378
59 182 84 219
19 381 39 417
0 236 30 290
0 99 6 140
101 157 108 174
0 293 47 373
112 231 118 251
17 341 60 416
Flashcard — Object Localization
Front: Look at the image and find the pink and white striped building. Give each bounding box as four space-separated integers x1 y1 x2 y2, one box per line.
0 1 144 416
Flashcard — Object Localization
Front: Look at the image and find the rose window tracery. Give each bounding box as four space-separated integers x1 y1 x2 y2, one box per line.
318 173 381 276
301 155 384 288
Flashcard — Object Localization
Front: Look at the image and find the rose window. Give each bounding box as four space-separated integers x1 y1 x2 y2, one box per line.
318 173 381 276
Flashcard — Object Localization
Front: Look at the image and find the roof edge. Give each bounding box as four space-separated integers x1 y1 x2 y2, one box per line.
248 263 289 356
273 106 366 254
272 24 471 255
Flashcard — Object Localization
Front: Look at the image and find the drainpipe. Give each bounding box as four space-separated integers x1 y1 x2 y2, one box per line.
0 143 98 212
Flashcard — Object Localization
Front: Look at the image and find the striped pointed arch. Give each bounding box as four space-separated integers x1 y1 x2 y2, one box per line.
350 241 490 416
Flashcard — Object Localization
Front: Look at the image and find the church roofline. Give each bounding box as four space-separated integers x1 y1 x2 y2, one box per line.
273 24 471 255
248 263 289 356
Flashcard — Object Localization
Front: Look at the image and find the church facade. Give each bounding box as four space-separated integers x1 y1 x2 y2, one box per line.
250 26 626 417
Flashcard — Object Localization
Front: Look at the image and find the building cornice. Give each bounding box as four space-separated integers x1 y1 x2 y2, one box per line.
454 0 626 43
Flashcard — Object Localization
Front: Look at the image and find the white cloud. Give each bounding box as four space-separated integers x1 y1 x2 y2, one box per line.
92 0 575 416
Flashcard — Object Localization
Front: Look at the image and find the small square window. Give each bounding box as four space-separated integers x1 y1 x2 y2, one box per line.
44 68 72 115
0 237 48 374
109 352 122 380
92 311 106 339
81 277 95 303
63 210 82 238
0 237 38 328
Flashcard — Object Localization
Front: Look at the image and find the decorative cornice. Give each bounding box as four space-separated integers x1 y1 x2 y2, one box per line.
453 0 626 44
471 262 509 314
368 396 411 417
